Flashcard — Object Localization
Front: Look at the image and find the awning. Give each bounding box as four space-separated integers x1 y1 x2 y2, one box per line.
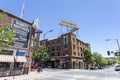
15 56 27 62
0 55 14 62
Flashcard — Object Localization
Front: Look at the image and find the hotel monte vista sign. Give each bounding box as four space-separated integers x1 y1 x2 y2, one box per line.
11 19 31 48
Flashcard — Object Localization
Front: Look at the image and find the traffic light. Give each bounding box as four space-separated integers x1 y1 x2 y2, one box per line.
107 51 110 56
115 52 118 56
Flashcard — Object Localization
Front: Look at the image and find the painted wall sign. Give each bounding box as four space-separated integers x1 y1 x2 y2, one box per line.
11 19 31 48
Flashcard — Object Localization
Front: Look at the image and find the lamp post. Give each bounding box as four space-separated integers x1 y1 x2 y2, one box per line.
41 29 53 68
43 29 53 41
65 54 69 69
105 39 120 51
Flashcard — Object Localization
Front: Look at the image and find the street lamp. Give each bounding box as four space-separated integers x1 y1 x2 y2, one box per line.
105 39 120 51
65 54 69 69
43 29 53 40
41 29 53 68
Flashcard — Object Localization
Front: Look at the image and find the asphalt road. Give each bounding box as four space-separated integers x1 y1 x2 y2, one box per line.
34 67 120 80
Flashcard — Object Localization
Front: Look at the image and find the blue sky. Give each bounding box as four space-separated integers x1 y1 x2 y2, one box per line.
0 0 120 57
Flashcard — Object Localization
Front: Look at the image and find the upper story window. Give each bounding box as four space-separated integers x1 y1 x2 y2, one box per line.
3 28 9 33
51 41 54 46
57 39 60 45
64 44 68 49
63 35 68 44
57 46 61 51
51 53 55 56
57 39 60 44
63 51 68 56
51 47 55 51
57 52 60 56
47 46 50 52
74 52 76 55
47 42 50 47
73 44 75 49
73 37 75 42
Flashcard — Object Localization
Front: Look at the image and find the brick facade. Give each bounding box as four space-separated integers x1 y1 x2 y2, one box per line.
41 32 90 69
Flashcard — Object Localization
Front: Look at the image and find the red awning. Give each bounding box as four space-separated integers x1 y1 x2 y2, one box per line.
0 55 14 62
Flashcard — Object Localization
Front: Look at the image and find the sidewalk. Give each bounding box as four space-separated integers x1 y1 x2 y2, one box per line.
0 70 49 80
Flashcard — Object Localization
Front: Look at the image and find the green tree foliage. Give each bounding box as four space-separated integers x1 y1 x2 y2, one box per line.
82 48 92 69
107 59 113 65
117 56 120 64
0 12 15 49
92 52 102 66
100 58 107 66
32 45 49 62
92 52 114 66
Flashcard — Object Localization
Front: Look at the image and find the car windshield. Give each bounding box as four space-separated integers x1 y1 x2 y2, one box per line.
116 65 120 67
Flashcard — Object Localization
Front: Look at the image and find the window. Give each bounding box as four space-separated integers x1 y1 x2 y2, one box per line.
80 47 83 52
73 44 75 49
73 38 75 42
47 47 50 52
63 35 68 44
0 50 13 55
57 39 60 45
51 53 55 56
14 62 23 70
74 52 76 55
63 51 68 56
57 52 60 56
0 62 10 71
47 42 50 47
2 28 9 33
81 53 83 57
51 41 54 46
52 47 55 51
4 28 9 33
57 46 61 51
64 44 68 49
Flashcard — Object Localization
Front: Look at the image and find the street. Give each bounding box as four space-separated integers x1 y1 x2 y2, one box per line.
34 67 120 80
1 67 120 80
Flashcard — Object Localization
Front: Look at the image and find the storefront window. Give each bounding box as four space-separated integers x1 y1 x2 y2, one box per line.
14 62 23 70
0 62 10 71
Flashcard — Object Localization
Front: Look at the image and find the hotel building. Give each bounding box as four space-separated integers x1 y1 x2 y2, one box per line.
41 32 90 69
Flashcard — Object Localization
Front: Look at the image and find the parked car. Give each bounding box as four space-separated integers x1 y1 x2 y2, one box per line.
90 66 98 70
114 65 120 71
31 64 39 69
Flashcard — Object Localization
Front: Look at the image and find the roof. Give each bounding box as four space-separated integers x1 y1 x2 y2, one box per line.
0 9 32 25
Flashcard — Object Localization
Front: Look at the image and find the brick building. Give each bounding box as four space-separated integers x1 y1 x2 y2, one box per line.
0 9 35 77
41 32 90 69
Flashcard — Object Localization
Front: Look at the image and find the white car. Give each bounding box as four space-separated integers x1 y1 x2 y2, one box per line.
114 65 120 71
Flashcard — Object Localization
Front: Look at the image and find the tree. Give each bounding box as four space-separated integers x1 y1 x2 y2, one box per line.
92 52 102 66
82 48 92 69
100 58 107 66
117 56 120 64
32 45 49 63
107 59 113 65
0 12 15 50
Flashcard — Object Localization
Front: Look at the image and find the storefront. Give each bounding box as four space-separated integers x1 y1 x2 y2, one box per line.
0 49 27 77
0 9 35 77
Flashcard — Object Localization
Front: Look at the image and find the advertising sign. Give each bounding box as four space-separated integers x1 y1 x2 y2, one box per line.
16 50 25 56
11 19 31 48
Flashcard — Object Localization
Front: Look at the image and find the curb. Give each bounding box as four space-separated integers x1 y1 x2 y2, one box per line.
0 71 48 80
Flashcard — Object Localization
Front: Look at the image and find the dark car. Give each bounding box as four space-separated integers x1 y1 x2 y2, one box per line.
90 66 98 70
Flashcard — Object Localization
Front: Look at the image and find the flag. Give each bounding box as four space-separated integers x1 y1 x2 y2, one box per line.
20 0 25 18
